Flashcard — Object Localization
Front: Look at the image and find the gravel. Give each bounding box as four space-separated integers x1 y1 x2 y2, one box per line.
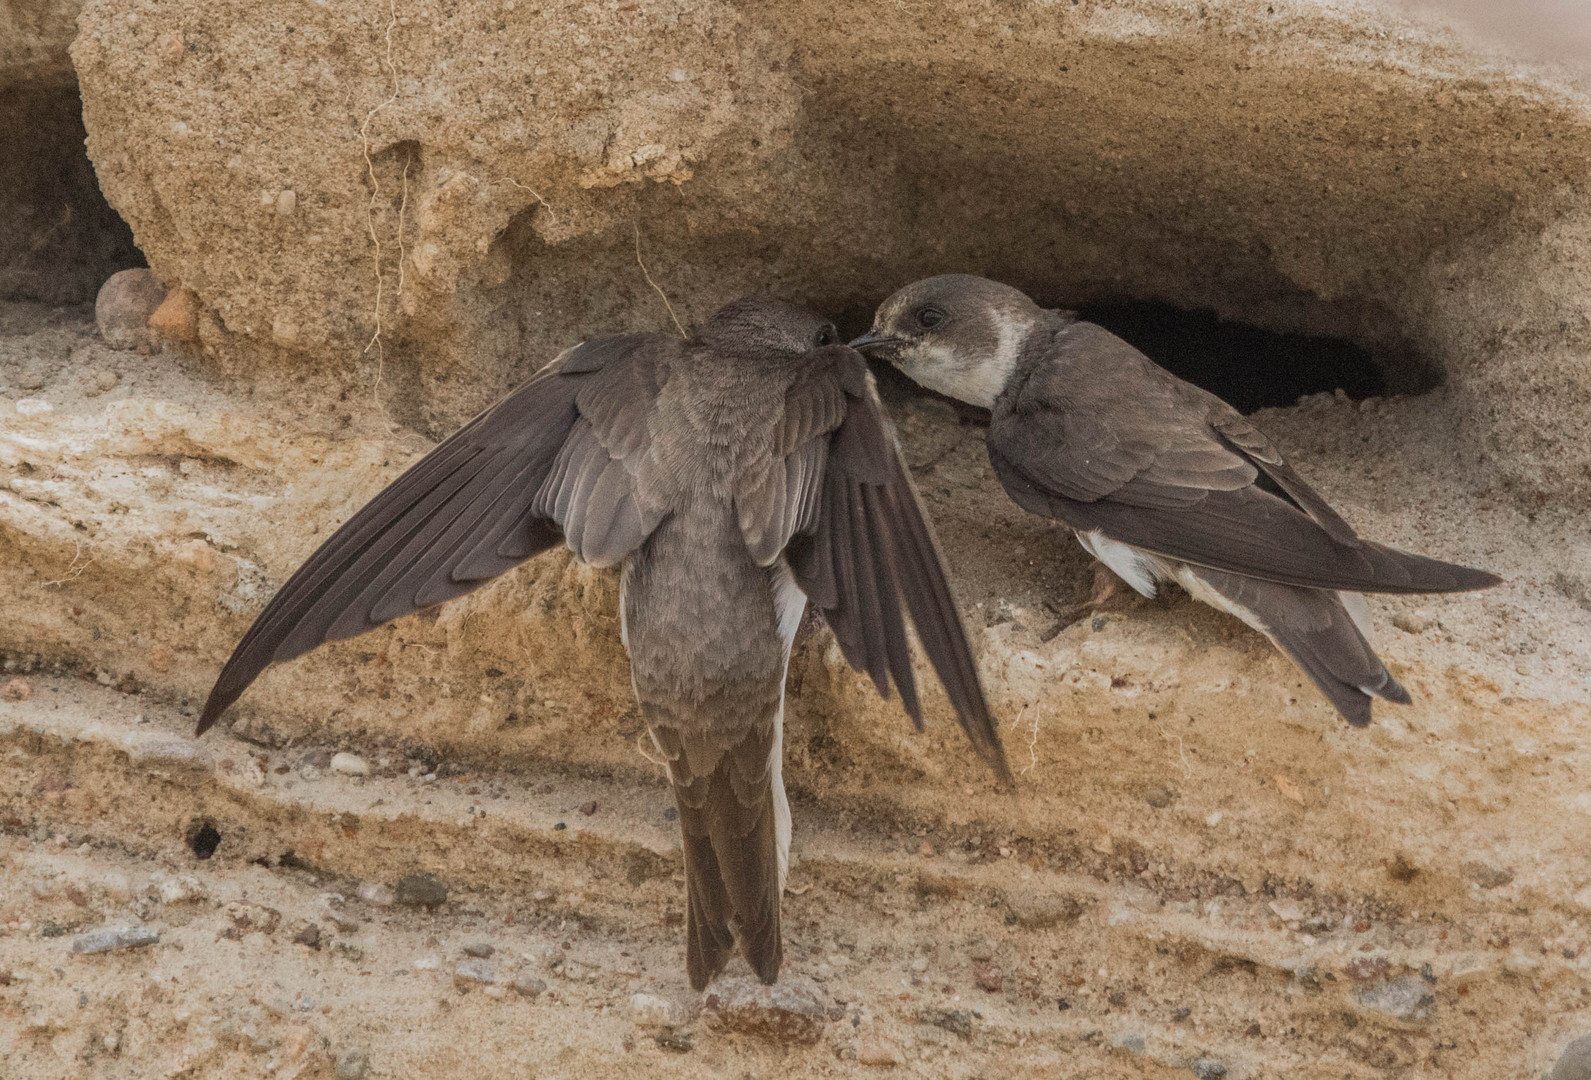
71 926 161 954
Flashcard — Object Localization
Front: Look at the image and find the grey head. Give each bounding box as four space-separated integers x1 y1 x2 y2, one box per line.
697 294 840 359
851 274 1046 408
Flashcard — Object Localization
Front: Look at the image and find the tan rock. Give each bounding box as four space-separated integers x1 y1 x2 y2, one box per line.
95 269 165 350
148 287 201 345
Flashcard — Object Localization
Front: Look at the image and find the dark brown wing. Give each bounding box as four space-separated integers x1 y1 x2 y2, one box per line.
197 334 669 733
786 348 1010 781
990 321 1500 594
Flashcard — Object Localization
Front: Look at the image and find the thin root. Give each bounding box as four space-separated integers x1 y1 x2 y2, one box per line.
634 220 686 338
498 177 557 224
359 0 402 396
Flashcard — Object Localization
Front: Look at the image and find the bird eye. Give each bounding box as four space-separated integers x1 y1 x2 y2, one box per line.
814 324 837 347
916 306 946 330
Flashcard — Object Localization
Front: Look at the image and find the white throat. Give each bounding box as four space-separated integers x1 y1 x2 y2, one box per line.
907 317 1026 408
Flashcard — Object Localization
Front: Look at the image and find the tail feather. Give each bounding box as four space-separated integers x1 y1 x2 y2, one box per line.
661 721 784 990
1187 567 1408 727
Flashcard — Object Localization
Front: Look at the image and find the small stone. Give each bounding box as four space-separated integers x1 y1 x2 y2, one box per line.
358 882 395 907
1091 833 1114 855
291 922 322 949
395 873 447 908
276 189 298 216
172 539 217 573
578 800 598 816
918 1007 973 1039
1006 892 1083 929
1462 861 1514 889
85 367 120 395
1191 1059 1229 1080
71 926 160 954
512 972 548 998
1392 611 1430 634
1352 977 1436 1026
966 939 996 963
702 975 826 1043
655 1030 693 1053
917 841 934 857
1143 785 1174 809
2 678 31 702
148 287 201 345
15 368 45 390
96 268 166 349
856 1037 904 1066
462 942 495 958
330 753 370 776
973 962 1004 993
15 398 52 417
223 901 282 936
157 876 207 904
1114 1032 1146 1053
454 958 497 987
1504 953 1542 976
334 1048 368 1080
910 956 929 973
630 992 681 1028
123 731 207 771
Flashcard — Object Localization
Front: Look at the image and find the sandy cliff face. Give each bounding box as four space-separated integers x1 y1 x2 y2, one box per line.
3 0 1591 1077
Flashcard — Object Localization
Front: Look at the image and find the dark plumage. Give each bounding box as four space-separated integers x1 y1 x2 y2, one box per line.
199 296 1008 988
854 274 1500 727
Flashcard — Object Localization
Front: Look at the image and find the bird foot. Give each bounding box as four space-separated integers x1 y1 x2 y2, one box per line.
1042 563 1127 637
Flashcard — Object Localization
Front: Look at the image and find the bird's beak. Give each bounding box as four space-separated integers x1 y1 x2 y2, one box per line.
849 331 903 354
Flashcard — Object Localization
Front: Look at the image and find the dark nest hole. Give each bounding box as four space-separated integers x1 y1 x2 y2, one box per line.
186 819 222 860
0 83 145 306
1075 300 1412 415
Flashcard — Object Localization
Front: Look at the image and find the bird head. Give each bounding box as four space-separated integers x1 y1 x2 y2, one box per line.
698 295 840 360
851 275 1043 408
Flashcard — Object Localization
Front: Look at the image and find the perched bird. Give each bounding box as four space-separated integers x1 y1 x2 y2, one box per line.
853 274 1500 727
197 296 1008 989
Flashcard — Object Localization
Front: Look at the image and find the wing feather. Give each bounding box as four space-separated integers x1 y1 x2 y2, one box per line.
198 334 669 734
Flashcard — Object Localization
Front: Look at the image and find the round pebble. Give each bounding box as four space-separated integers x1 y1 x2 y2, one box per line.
330 752 370 776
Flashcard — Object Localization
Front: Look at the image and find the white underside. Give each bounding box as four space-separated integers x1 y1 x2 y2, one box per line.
1075 530 1379 691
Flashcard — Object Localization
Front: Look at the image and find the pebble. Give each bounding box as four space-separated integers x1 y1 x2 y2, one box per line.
973 962 1004 993
512 972 548 998
1006 892 1083 929
334 1048 368 1080
1 678 31 702
454 958 497 987
702 975 827 1043
156 876 207 904
71 926 161 954
1114 1032 1147 1053
291 922 322 949
462 942 495 958
630 991 683 1028
330 752 370 776
358 882 396 907
148 286 201 345
1392 611 1430 634
89 367 120 393
1191 1059 1229 1079
1143 785 1174 808
1462 861 1514 889
16 368 45 390
395 873 447 908
122 731 207 771
1551 1034 1591 1080
910 956 929 973
276 189 298 216
95 268 166 349
1352 977 1436 1025
15 398 52 417
856 1037 904 1066
578 800 598 816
